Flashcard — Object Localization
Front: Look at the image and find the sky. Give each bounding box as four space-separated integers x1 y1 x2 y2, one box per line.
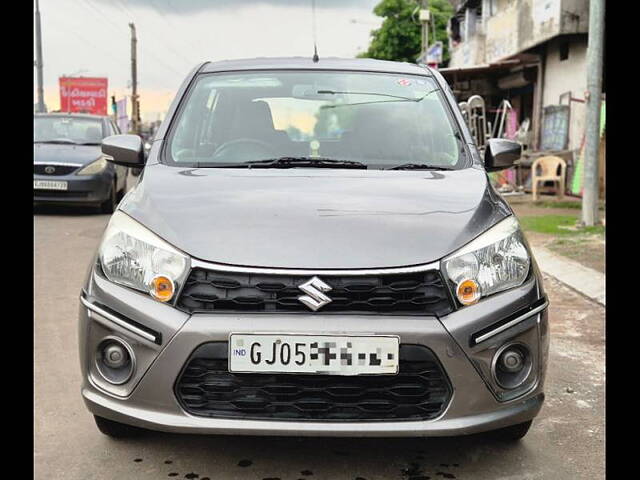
34 0 381 121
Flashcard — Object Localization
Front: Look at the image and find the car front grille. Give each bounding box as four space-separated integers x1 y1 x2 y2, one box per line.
34 164 79 175
177 267 453 316
175 342 452 422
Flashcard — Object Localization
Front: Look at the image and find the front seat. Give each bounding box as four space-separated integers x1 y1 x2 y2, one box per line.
225 100 288 147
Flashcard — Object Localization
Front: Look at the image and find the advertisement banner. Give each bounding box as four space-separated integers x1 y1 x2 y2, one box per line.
59 77 108 115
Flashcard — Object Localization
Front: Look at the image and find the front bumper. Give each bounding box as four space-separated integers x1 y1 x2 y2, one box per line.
34 172 112 206
79 262 549 437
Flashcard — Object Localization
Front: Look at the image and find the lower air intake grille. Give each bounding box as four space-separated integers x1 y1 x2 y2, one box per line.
175 343 452 422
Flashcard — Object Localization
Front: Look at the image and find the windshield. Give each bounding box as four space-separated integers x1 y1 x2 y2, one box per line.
34 116 104 145
165 71 467 169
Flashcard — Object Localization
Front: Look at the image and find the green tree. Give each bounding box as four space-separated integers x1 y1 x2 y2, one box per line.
358 0 454 65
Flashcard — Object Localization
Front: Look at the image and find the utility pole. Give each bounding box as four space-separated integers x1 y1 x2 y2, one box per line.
129 22 140 135
419 0 430 62
581 0 605 226
35 0 46 113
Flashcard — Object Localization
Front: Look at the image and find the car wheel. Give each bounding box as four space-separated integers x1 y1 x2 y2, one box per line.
94 415 144 439
100 181 118 214
490 420 533 441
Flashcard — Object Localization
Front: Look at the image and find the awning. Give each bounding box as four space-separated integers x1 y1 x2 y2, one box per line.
439 60 522 79
440 53 541 80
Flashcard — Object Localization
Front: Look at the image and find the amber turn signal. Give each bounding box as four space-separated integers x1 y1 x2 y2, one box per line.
456 278 480 305
150 275 175 302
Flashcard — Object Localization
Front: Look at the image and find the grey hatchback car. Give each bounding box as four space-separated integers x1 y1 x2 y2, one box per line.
34 113 128 212
79 58 548 441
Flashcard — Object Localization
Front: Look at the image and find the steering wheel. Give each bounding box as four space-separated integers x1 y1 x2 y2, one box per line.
212 138 277 161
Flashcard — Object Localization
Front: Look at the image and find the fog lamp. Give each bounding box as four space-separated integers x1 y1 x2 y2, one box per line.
150 275 175 302
103 343 128 368
492 343 532 390
498 349 524 373
95 337 135 385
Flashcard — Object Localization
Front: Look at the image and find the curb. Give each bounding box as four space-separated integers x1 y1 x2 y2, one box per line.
531 246 605 306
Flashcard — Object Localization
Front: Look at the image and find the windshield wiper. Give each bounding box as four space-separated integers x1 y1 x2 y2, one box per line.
240 157 368 169
385 163 454 171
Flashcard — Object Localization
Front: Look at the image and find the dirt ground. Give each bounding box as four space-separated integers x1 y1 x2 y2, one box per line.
506 195 605 273
543 235 605 272
505 194 582 218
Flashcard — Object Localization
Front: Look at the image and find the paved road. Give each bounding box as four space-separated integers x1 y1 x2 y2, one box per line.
34 204 605 480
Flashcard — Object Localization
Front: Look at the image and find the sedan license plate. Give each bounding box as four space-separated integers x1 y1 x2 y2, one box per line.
34 180 68 191
229 334 399 375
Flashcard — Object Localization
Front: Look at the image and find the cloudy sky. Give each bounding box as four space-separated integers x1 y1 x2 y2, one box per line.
35 0 381 121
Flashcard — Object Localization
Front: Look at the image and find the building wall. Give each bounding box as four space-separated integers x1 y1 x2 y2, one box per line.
484 0 520 64
542 36 588 151
485 0 567 64
560 0 590 32
450 34 486 68
450 0 589 67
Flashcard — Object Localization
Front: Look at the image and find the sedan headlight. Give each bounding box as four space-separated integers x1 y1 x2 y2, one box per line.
77 156 108 175
98 211 190 302
442 216 530 306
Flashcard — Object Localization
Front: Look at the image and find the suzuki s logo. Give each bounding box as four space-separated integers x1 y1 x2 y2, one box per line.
44 166 55 174
298 276 332 311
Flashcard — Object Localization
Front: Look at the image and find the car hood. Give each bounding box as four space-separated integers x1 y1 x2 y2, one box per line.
120 165 511 269
34 142 102 165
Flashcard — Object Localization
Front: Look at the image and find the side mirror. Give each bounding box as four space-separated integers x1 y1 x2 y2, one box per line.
484 138 522 172
101 134 145 167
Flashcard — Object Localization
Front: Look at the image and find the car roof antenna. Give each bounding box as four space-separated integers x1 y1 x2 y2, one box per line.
311 0 319 62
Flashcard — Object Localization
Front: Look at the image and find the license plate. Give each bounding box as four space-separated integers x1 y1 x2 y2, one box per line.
229 334 399 375
34 180 68 191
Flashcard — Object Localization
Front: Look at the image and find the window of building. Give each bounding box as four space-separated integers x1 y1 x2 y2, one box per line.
449 17 461 43
560 41 570 61
464 8 478 39
484 0 498 17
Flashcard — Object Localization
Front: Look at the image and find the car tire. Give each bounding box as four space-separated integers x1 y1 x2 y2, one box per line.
100 181 118 214
94 415 144 438
490 420 533 441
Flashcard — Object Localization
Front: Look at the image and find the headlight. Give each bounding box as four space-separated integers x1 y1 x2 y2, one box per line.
77 156 108 175
442 216 530 306
98 211 190 302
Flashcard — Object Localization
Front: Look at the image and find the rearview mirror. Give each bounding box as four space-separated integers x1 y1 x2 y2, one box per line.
484 138 522 172
101 134 145 167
